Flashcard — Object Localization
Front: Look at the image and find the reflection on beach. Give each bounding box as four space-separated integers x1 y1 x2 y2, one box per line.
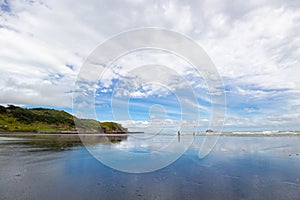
80 135 128 145
1 134 300 199
0 134 128 152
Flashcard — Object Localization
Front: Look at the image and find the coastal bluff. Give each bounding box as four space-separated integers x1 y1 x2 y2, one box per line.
0 105 127 133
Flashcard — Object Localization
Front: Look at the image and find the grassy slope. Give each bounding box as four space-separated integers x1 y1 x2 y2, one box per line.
0 105 126 133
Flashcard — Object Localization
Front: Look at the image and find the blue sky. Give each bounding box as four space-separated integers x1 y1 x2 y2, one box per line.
0 0 299 131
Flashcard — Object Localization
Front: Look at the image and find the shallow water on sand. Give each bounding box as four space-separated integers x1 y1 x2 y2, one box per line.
0 135 300 200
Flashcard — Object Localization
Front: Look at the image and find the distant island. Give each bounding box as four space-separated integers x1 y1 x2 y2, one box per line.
0 105 127 133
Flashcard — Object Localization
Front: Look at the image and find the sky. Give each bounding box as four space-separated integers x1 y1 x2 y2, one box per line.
0 0 299 131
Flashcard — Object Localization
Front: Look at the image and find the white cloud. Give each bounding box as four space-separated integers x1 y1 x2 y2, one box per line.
118 118 211 133
0 0 299 130
224 113 300 131
197 2 300 125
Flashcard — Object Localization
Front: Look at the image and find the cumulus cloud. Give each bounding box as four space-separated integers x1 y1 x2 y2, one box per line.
0 0 299 130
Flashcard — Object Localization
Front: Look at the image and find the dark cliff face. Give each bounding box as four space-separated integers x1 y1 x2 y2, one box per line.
0 105 126 133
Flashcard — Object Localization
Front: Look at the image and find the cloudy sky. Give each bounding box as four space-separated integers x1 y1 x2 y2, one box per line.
0 0 299 131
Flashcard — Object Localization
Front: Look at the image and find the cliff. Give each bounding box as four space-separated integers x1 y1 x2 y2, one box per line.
0 105 127 133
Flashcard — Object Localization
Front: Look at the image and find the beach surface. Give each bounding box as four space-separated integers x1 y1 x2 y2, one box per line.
1 134 300 200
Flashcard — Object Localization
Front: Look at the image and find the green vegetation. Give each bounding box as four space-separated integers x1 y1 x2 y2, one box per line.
0 105 127 133
100 121 127 133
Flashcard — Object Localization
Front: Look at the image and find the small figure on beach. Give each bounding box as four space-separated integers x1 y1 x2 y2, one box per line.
178 131 180 136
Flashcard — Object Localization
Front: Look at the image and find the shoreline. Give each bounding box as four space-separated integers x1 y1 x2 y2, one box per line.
1 132 300 137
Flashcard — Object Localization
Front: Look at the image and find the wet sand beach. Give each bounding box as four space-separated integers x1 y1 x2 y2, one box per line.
1 134 300 200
